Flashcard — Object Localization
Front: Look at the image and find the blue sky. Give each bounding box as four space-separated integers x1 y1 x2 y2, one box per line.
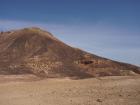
0 0 140 66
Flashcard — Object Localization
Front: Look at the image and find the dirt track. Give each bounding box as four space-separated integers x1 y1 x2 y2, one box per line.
0 75 140 105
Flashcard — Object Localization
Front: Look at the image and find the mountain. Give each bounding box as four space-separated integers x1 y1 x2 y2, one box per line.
0 27 139 78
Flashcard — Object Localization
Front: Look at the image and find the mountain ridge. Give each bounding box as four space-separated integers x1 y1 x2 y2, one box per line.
0 27 139 78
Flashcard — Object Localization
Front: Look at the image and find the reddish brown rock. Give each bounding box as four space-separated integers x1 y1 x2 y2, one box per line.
0 27 139 78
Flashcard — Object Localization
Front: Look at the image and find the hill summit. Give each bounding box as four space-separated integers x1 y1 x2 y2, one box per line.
0 27 139 78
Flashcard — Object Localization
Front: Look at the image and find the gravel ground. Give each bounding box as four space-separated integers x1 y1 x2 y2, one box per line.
0 75 140 105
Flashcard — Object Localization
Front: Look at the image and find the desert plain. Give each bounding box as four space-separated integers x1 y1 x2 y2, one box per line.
0 75 139 105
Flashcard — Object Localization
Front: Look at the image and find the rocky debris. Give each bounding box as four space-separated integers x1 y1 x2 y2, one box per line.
96 98 103 102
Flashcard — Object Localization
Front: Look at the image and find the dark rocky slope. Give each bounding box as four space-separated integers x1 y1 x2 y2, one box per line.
0 27 139 78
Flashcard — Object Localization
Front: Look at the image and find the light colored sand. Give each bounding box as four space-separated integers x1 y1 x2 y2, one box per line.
0 76 140 105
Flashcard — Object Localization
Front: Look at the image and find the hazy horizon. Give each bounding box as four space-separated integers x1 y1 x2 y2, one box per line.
0 0 140 66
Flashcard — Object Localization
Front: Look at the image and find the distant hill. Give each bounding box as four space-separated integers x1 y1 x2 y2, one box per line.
0 27 139 78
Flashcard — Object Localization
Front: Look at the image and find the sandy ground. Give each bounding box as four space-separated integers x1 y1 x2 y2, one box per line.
0 75 140 105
